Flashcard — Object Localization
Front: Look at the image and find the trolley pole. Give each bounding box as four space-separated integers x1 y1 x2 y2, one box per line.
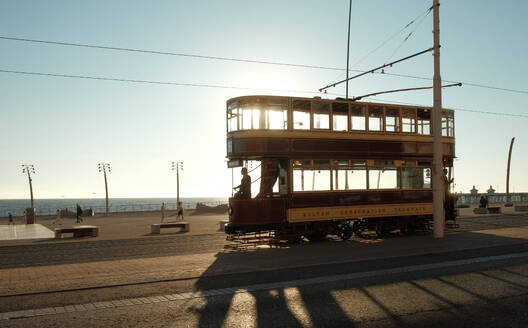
21 164 35 208
506 137 515 205
172 161 183 205
97 163 111 216
432 0 444 238
346 0 352 99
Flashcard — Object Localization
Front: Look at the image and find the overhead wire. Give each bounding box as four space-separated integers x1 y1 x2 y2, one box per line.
0 35 527 95
383 5 432 64
352 5 432 68
0 67 525 119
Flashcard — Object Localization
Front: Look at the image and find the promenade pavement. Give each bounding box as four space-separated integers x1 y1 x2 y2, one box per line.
0 207 527 298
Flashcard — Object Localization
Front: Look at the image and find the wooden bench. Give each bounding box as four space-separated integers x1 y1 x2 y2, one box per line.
487 206 502 214
515 205 528 212
151 222 189 234
55 225 99 239
473 207 488 214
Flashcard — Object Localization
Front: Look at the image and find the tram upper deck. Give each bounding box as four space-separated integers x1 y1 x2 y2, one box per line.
226 95 455 160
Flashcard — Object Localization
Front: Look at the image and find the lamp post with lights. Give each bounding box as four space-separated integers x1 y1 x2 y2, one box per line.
98 163 111 216
21 164 35 208
172 161 183 205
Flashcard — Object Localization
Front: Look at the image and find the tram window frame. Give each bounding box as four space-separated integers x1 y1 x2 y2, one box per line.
332 160 367 190
444 110 455 137
401 108 416 133
292 100 311 130
267 98 288 130
385 107 400 133
417 108 431 135
227 101 239 132
350 105 366 131
401 167 431 189
313 102 330 130
368 166 399 189
367 106 384 132
332 102 349 132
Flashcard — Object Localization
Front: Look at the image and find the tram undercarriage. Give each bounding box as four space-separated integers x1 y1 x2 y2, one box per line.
225 215 436 246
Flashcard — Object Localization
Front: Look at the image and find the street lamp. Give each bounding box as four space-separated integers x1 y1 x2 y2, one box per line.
171 161 183 205
97 162 111 216
21 164 36 208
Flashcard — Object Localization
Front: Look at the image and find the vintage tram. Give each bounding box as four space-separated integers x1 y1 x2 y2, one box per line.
225 95 456 241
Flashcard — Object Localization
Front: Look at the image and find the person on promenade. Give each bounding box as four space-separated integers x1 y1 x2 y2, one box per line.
161 202 166 223
176 201 184 221
8 212 14 225
76 203 83 223
54 209 63 225
233 167 251 199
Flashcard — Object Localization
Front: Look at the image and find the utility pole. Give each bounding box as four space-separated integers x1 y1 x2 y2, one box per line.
97 163 111 216
346 0 352 99
172 161 183 205
21 164 35 208
506 137 515 205
432 0 444 238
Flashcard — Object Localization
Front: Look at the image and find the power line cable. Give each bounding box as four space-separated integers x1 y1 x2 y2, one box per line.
383 6 432 64
1 35 526 95
0 68 340 96
1 67 525 119
352 5 432 68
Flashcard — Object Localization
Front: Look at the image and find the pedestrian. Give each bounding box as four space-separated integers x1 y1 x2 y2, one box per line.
54 209 63 225
160 202 166 223
76 203 83 223
8 212 14 225
176 201 184 221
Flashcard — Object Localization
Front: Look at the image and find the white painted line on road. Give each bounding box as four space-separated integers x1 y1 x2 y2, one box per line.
2 251 528 320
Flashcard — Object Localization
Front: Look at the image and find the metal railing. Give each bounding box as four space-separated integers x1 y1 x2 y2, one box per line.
0 201 227 217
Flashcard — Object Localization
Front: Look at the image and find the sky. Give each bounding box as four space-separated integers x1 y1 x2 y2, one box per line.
0 0 527 199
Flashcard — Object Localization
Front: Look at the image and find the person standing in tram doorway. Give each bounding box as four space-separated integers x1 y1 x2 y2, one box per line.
233 167 251 199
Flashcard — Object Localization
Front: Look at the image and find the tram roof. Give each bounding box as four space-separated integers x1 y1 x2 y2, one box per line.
227 95 454 113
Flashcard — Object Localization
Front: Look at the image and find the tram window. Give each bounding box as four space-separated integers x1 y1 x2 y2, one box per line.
350 105 366 130
268 99 288 130
332 103 348 131
401 167 431 189
385 107 400 132
252 109 263 129
368 106 383 131
447 111 454 137
417 108 431 135
293 100 311 130
333 163 367 190
402 108 416 133
369 167 398 189
228 107 239 132
313 102 330 129
240 108 252 130
442 114 447 136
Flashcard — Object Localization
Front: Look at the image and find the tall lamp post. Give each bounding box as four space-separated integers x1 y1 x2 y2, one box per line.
172 161 183 205
97 162 111 216
21 164 35 208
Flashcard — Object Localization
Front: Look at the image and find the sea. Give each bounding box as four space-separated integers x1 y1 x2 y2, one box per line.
0 197 228 217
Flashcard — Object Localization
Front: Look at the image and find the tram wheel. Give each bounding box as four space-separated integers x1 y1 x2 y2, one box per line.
352 221 366 238
338 223 353 240
375 222 390 238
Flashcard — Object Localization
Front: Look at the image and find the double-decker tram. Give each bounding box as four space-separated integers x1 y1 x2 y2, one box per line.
226 95 456 242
